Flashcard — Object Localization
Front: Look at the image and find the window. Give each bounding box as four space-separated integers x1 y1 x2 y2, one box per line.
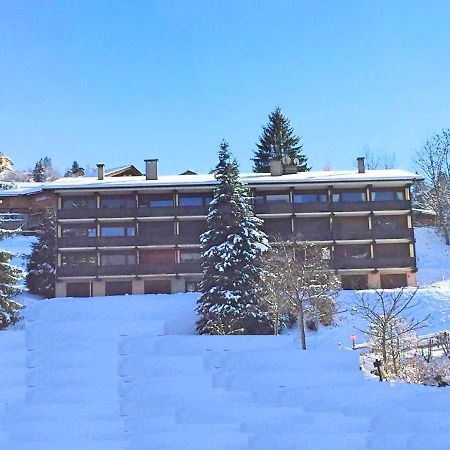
100 226 135 237
139 194 174 207
254 193 290 204
265 194 290 203
294 192 328 203
371 190 405 201
61 197 96 209
332 191 367 202
61 252 96 266
178 196 203 206
62 225 96 237
101 252 136 266
100 197 135 208
180 250 201 262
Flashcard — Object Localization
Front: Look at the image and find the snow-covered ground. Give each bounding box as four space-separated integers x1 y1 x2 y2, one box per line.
0 228 449 450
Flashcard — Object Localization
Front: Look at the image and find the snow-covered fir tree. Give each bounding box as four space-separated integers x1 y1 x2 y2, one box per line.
253 107 309 173
26 209 56 298
197 141 271 335
0 229 24 329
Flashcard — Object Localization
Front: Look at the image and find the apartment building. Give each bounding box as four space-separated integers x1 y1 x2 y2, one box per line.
51 158 422 298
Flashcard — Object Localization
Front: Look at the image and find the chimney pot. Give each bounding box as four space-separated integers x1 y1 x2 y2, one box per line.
145 159 158 180
97 163 105 180
357 157 365 174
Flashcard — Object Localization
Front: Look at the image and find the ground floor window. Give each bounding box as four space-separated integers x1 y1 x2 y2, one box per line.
340 274 368 290
66 282 92 297
380 274 408 289
105 281 132 296
144 279 171 294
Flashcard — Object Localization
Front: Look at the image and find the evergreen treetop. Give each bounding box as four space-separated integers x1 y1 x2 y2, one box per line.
64 161 85 177
253 107 309 173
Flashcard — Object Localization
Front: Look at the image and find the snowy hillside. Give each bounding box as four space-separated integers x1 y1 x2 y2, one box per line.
0 228 449 450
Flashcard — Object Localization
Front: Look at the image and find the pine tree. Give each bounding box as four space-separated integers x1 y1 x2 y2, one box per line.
64 161 85 177
253 107 309 173
0 229 24 329
197 141 272 335
32 159 46 182
26 209 56 298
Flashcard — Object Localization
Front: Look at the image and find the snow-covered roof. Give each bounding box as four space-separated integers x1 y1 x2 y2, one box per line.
48 169 423 191
0 182 45 196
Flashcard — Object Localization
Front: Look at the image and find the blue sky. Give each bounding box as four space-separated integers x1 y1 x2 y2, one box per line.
1 0 450 175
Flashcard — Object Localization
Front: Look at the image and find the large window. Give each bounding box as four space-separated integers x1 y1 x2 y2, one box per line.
62 225 96 237
61 252 96 266
371 190 405 201
332 191 367 202
294 192 328 203
61 197 96 209
254 192 290 205
100 196 136 209
101 252 136 266
139 194 174 208
100 225 135 237
178 194 214 207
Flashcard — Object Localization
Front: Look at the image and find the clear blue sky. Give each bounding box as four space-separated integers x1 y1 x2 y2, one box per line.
1 0 450 175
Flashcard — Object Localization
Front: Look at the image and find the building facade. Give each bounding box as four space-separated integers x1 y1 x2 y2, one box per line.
51 159 422 298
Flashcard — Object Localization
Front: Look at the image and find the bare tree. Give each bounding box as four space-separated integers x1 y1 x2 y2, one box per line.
261 239 341 349
363 146 397 170
415 129 450 244
354 288 429 377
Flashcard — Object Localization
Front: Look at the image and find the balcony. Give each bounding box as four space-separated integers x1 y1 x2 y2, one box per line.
58 236 138 248
374 256 416 268
293 203 331 213
372 227 413 240
136 235 178 246
333 228 373 240
332 257 375 270
176 205 209 216
294 230 333 241
138 263 177 275
56 265 98 277
333 255 416 270
371 200 411 211
57 208 98 219
254 203 293 215
176 261 202 273
331 201 370 212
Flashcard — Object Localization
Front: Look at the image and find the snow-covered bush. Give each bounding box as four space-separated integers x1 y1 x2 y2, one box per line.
0 230 24 329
